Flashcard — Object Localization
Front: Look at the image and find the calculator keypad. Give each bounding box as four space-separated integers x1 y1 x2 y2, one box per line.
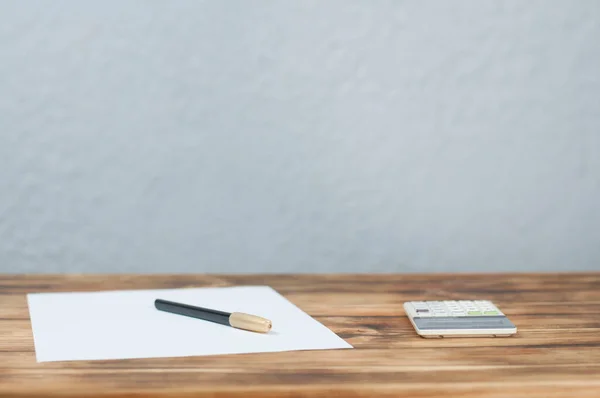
407 300 503 317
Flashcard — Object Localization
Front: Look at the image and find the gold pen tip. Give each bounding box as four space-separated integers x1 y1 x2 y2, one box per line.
229 312 272 333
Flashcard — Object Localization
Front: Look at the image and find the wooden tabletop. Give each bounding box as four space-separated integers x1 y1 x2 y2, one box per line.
1 273 599 397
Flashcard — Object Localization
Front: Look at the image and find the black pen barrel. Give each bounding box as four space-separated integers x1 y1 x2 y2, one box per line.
154 299 231 326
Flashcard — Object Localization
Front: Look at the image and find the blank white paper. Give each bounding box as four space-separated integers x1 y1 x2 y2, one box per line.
26 286 352 362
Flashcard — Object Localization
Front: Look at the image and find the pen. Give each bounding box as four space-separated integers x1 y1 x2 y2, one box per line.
154 298 272 333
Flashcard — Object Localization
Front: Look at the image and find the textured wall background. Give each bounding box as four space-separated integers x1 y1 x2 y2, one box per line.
1 1 599 273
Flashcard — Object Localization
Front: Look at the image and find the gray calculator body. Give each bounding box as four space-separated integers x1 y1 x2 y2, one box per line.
404 300 517 338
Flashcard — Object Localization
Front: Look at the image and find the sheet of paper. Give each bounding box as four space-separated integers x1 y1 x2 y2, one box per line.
26 285 352 362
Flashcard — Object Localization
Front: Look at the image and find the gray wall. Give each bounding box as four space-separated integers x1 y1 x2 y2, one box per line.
1 1 599 273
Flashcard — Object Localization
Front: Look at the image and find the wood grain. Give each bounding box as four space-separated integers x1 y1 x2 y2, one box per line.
1 273 599 398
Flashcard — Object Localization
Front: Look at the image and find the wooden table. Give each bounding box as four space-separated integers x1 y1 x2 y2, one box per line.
1 273 599 397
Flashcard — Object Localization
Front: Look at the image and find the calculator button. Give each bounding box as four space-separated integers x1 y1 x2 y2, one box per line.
467 311 483 316
484 310 500 315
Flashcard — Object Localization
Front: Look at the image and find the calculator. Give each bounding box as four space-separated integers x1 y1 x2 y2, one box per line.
403 300 517 338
